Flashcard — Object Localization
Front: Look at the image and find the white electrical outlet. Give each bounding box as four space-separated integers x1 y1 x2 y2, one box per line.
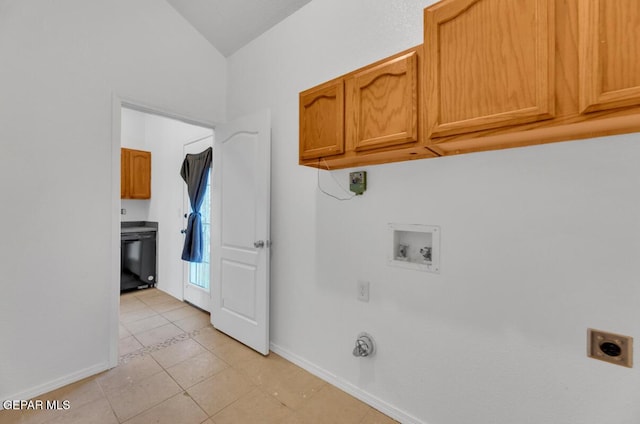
357 280 370 302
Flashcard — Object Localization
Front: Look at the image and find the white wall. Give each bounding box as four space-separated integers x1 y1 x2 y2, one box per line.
121 108 213 300
227 1 640 423
0 0 225 402
121 108 150 221
121 108 148 151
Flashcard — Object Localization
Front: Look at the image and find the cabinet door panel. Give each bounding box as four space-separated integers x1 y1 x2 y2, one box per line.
346 51 418 152
579 0 640 113
299 80 344 161
425 0 555 138
128 150 151 199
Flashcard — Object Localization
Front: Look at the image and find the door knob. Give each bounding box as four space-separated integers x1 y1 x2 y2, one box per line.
254 240 265 248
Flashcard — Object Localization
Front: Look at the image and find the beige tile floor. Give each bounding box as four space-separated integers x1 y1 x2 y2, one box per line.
1 288 397 424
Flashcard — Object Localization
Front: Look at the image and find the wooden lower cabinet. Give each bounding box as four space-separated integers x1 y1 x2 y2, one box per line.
121 148 151 199
299 46 435 170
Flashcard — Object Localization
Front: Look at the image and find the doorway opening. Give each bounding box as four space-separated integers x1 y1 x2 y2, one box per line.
119 105 214 306
182 135 214 311
112 99 215 366
111 99 271 367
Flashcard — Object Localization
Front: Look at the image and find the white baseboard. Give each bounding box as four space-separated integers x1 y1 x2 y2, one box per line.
0 362 110 410
270 342 425 424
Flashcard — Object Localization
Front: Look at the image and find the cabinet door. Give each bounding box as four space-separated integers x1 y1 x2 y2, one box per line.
579 0 640 113
424 0 555 138
299 79 344 161
121 149 130 198
128 150 151 199
346 51 418 152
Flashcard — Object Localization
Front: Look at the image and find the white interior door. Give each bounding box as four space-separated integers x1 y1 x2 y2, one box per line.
183 136 214 312
212 110 271 355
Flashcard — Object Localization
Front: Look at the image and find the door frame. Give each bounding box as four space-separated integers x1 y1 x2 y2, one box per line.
110 94 216 367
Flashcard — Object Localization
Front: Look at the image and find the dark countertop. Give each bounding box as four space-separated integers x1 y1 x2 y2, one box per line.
121 221 158 234
121 227 157 233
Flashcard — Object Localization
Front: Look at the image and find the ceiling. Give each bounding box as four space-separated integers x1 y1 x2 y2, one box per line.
165 0 312 57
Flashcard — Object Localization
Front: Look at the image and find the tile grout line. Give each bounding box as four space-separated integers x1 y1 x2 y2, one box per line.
157 335 232 421
93 376 125 424
207 387 259 421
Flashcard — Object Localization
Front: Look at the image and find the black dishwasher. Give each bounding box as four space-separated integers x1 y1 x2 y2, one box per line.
121 224 157 291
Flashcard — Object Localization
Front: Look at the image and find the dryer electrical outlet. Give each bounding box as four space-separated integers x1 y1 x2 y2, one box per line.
349 171 366 195
588 328 633 368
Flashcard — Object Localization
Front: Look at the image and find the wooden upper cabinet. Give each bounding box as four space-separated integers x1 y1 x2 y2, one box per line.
299 47 433 169
121 148 151 199
299 79 345 161
579 0 640 113
345 51 418 152
297 0 640 165
129 149 151 199
424 0 555 138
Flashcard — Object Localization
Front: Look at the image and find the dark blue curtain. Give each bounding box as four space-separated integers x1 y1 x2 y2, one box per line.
180 147 212 262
